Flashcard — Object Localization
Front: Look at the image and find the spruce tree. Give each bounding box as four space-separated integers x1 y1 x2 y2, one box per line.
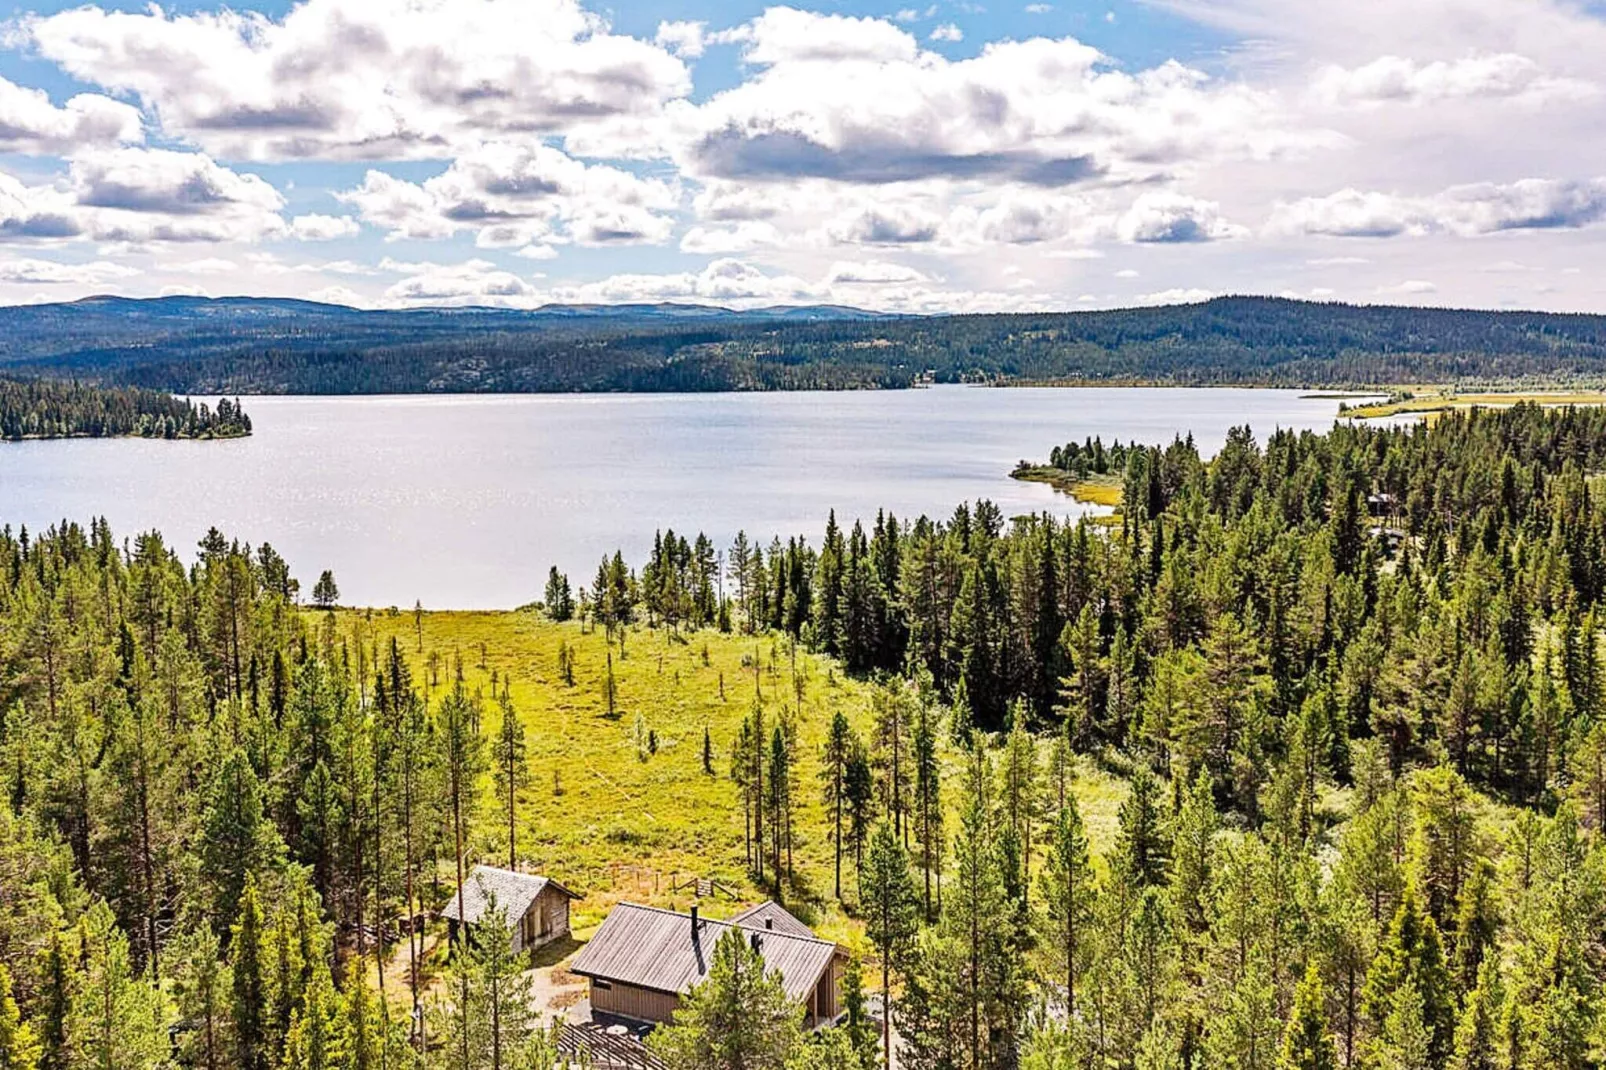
1278 962 1337 1070
1363 888 1454 1066
230 879 269 1070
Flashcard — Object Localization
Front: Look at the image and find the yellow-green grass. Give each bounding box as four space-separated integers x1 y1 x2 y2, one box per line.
324 608 1132 951
1345 387 1606 420
1011 465 1124 508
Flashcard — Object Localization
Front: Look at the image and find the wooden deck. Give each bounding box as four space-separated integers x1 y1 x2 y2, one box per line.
556 1020 666 1070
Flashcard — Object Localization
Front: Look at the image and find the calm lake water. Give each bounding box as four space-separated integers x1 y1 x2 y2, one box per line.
0 387 1358 609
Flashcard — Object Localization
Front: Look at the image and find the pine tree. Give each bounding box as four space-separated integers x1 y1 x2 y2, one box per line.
71 902 172 1070
0 962 40 1070
821 712 853 902
202 749 279 932
1372 980 1433 1070
1039 795 1094 1017
1117 764 1170 888
1448 959 1501 1070
170 928 231 1070
845 742 874 887
37 930 71 1070
649 927 802 1070
311 571 339 609
280 963 339 1070
912 698 943 917
862 821 919 1070
840 958 878 1070
431 900 550 1070
490 686 529 871
1449 859 1498 994
231 879 269 1070
1168 768 1217 942
1363 888 1454 1066
1056 606 1104 747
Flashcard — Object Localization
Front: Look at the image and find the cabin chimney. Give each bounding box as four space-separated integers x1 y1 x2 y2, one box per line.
691 905 700 935
765 918 774 930
751 933 763 955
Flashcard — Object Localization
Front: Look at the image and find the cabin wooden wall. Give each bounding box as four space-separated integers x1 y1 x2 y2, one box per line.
588 979 681 1023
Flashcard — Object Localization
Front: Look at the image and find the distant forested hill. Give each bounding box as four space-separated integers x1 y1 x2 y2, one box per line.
9 293 1606 392
0 376 250 440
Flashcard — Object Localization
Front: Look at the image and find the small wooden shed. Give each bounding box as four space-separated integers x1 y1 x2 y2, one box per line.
440 865 580 955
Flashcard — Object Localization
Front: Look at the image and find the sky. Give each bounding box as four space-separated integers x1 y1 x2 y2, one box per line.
0 0 1601 313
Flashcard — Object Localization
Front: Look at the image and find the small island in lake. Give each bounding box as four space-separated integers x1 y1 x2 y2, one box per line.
0 377 251 441
1011 433 1135 507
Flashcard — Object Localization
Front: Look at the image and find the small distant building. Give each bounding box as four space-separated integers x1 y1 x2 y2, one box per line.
571 901 846 1028
440 864 580 956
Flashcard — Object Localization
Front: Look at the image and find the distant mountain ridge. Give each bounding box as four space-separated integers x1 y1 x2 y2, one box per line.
9 293 1606 393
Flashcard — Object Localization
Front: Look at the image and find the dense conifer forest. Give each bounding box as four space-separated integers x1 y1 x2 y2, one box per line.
6 402 1606 1069
13 294 1606 392
0 377 250 440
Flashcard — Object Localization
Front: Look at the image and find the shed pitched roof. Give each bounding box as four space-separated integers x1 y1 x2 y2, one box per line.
439 865 578 929
570 903 839 1004
728 901 816 939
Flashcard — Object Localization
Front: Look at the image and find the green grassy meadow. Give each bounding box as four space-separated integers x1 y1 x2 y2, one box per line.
329 608 1131 950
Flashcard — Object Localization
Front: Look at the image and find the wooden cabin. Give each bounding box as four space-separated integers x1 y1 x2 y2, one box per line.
571 901 846 1029
440 865 580 956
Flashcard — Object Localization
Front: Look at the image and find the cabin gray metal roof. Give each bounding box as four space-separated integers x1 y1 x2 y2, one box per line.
439 865 579 929
570 903 839 1003
728 900 816 939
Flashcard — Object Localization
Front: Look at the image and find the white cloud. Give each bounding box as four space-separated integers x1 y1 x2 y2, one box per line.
930 24 964 42
65 148 288 244
24 0 691 160
0 257 139 284
308 284 364 306
824 260 931 284
680 222 783 253
1312 53 1594 108
1026 4 1053 13
339 142 678 247
290 214 360 241
1135 287 1215 305
0 76 142 155
1380 279 1438 295
727 8 921 65
1270 178 1606 238
679 18 1322 191
1115 192 1244 243
380 257 539 306
655 20 707 58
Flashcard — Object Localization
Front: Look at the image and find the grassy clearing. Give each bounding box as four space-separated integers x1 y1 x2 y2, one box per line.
328 608 1131 952
1011 465 1124 508
1344 386 1606 420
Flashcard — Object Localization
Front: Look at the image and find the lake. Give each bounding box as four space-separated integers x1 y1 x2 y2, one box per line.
0 387 1359 609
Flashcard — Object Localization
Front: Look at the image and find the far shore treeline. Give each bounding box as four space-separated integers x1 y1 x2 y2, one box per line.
0 376 251 440
6 401 1606 1068
14 294 1606 393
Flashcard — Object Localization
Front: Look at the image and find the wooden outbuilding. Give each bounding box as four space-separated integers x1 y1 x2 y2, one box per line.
440 864 580 956
571 901 846 1028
